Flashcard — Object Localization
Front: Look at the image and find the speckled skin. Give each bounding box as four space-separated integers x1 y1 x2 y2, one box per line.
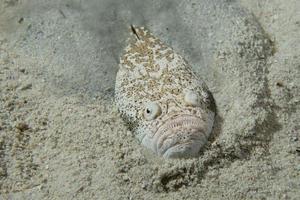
115 26 215 158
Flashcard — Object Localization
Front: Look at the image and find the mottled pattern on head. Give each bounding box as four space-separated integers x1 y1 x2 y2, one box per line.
115 26 215 158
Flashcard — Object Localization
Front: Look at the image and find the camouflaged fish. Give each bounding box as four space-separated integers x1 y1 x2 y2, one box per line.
115 26 215 158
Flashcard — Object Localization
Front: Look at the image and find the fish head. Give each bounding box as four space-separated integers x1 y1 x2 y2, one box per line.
136 86 215 159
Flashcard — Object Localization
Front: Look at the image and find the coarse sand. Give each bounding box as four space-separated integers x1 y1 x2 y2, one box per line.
0 0 299 199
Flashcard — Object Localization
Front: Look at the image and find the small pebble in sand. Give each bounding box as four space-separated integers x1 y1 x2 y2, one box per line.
276 81 284 87
15 122 29 132
20 83 32 90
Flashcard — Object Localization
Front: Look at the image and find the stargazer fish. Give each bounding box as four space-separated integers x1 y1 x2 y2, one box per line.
115 26 215 158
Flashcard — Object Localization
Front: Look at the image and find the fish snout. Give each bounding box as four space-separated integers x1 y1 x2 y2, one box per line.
154 116 209 158
159 129 207 158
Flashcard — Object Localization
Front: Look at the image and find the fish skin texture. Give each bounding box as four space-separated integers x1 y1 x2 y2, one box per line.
115 26 215 158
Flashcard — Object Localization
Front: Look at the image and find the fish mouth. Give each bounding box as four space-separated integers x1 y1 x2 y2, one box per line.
153 115 208 158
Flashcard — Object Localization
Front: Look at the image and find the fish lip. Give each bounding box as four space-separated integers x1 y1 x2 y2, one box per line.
158 131 204 158
162 143 199 158
153 115 207 157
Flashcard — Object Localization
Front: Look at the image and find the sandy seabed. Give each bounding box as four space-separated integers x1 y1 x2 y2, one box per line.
0 0 299 199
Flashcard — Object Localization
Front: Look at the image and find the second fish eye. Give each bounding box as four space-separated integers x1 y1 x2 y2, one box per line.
184 90 200 106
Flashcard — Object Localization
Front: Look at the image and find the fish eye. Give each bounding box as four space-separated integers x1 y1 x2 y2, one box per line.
184 90 200 106
144 102 162 120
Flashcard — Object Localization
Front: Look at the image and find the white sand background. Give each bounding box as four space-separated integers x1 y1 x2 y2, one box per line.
0 0 299 199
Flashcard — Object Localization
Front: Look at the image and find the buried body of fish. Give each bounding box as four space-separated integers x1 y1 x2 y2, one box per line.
115 26 216 159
